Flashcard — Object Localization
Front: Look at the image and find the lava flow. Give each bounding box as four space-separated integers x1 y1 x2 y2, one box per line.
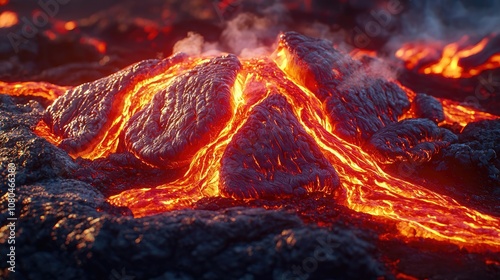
5 32 500 252
396 34 500 78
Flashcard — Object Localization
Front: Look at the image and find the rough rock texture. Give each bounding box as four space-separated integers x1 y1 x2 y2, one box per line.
124 55 241 168
366 119 458 164
431 120 500 186
1 93 500 279
412 93 445 123
220 94 340 199
0 94 384 280
0 95 77 186
45 53 186 153
275 31 410 143
73 152 182 197
0 181 384 280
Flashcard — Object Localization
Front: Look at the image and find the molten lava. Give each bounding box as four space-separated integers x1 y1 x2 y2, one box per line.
396 35 500 79
0 81 68 101
3 32 500 253
0 10 17 28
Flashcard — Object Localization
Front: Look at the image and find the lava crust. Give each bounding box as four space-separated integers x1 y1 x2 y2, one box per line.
275 31 410 143
45 54 186 153
124 55 241 168
220 94 340 199
366 118 458 164
412 93 445 123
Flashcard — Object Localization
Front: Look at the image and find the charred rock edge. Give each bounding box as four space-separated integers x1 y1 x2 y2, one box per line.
1 94 384 279
276 31 411 144
412 93 445 123
366 119 458 164
0 180 384 280
426 119 500 188
44 53 188 154
220 94 341 199
123 54 241 168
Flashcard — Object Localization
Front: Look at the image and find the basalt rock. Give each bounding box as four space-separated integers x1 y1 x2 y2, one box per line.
0 180 384 280
275 31 410 144
366 118 458 164
431 120 500 186
412 93 445 123
45 53 187 154
124 55 241 168
220 94 340 199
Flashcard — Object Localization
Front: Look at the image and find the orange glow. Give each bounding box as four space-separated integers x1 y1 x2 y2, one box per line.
65 21 77 31
0 11 18 28
395 44 435 69
34 120 63 146
395 273 419 280
108 51 500 252
396 36 500 78
80 37 107 54
0 81 69 101
397 88 498 129
439 98 498 129
109 63 258 216
485 258 500 266
349 49 377 60
12 50 500 252
45 58 209 161
44 30 57 40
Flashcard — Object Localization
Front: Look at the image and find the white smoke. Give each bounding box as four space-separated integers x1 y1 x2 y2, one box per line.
390 0 500 46
172 32 204 56
172 2 292 57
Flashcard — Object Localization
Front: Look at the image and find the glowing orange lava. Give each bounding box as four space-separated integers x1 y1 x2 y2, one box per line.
398 84 498 129
0 81 69 101
0 10 18 28
396 35 500 78
4 49 500 252
54 57 209 160
109 52 500 252
80 37 107 54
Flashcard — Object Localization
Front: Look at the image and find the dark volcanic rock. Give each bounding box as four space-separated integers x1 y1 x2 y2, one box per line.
436 144 498 182
220 94 340 199
0 180 384 280
366 119 458 164
0 94 44 130
0 95 77 186
45 53 187 154
1 91 383 280
73 152 182 197
275 31 410 144
431 120 500 186
124 55 241 168
460 120 500 154
412 93 445 123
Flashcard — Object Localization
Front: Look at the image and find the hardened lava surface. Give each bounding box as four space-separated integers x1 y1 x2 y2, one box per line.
275 32 411 144
124 55 241 168
45 54 187 154
2 30 500 280
220 94 340 199
366 118 458 164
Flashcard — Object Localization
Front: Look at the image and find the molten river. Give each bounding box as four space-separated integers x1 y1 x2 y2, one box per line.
3 51 500 252
396 35 500 79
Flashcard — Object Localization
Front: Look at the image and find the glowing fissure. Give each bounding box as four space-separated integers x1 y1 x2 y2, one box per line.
271 53 500 251
2 45 494 251
396 35 500 79
106 54 500 251
0 81 69 101
109 61 272 216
